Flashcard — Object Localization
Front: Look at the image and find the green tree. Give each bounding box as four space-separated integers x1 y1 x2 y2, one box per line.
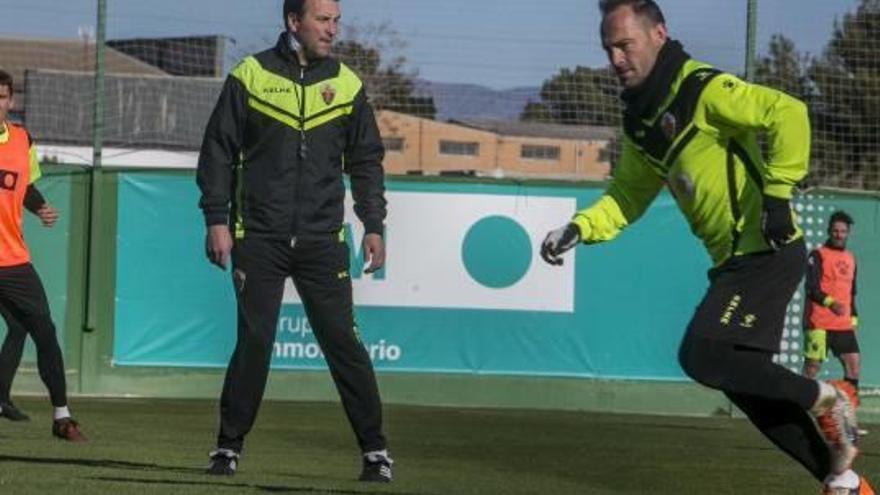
753 35 811 178
520 66 621 127
754 34 810 100
806 0 880 190
334 24 436 119
754 1 880 190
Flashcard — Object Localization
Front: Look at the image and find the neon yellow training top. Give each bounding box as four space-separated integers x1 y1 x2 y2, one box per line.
572 59 809 266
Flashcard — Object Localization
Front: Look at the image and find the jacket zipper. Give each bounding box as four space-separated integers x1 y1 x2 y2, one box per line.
726 143 742 256
291 66 306 248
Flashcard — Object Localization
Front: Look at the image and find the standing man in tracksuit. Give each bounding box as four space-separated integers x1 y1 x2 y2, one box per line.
541 1 872 493
803 212 862 392
196 0 391 482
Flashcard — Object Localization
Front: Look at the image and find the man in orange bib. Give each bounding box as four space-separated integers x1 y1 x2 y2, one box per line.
803 211 861 395
0 70 85 441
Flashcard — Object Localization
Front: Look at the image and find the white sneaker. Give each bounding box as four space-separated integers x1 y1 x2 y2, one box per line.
814 381 859 475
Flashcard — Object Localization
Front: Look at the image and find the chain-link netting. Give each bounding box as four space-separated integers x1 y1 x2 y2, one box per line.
756 0 880 191
0 1 877 188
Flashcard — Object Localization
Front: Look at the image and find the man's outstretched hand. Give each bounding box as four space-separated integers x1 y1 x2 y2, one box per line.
540 223 580 266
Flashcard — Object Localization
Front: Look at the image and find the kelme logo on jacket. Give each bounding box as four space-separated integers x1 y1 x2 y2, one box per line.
264 87 292 94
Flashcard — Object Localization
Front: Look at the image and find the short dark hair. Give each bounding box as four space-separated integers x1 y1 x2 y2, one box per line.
0 70 13 93
284 0 305 21
283 0 339 23
599 0 666 25
829 210 854 229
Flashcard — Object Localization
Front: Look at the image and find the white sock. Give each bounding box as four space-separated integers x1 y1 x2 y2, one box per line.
824 469 860 489
364 449 392 463
811 381 837 415
53 406 71 420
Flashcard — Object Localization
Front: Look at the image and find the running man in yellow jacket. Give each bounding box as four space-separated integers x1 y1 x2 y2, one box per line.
541 1 871 493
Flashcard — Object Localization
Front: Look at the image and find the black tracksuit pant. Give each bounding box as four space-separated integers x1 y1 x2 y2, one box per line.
0 263 68 407
217 236 386 454
678 240 832 481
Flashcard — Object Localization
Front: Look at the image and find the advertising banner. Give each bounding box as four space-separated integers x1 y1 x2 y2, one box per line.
113 173 712 379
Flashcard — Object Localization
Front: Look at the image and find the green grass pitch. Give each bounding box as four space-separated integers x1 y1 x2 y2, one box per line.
0 397 875 494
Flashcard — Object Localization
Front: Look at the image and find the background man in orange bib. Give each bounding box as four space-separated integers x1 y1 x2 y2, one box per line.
803 211 862 397
0 69 85 441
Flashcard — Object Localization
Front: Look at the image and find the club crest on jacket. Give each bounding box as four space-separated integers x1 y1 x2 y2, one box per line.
660 112 678 141
321 84 336 105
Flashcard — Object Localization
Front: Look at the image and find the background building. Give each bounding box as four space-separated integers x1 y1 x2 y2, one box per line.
377 110 614 181
0 36 167 123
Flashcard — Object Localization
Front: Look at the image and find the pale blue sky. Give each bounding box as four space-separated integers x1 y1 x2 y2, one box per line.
0 1 861 89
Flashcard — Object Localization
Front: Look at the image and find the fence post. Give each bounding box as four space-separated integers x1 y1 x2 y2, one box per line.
744 0 758 81
726 0 759 418
80 0 107 392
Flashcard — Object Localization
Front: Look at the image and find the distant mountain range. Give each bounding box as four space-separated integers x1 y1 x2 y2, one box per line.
415 80 541 122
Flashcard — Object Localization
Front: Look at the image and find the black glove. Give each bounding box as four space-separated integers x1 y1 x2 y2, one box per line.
761 195 796 251
540 223 581 266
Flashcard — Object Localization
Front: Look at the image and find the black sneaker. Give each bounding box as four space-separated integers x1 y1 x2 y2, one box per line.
207 449 239 476
359 454 393 482
0 401 30 421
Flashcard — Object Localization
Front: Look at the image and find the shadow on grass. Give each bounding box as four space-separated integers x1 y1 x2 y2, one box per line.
629 422 729 432
0 456 430 495
729 444 779 454
0 454 204 475
90 475 427 495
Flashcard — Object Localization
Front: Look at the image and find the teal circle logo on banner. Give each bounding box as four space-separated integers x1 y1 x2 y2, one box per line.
462 215 532 288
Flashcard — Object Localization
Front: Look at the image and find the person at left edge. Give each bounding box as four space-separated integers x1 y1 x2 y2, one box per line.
196 0 392 482
0 69 86 442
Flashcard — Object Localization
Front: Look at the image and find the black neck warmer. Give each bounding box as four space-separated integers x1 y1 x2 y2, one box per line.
620 39 690 119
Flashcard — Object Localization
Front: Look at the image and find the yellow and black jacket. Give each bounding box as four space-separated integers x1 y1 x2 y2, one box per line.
197 33 386 239
572 43 809 267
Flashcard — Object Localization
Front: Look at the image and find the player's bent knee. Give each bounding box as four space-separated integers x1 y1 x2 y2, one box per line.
678 340 724 389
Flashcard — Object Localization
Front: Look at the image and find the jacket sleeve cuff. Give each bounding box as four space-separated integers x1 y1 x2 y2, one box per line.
822 296 835 308
570 215 591 242
204 211 229 227
763 184 795 200
364 219 384 236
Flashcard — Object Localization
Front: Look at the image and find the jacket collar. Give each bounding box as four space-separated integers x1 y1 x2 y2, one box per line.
275 32 331 71
620 39 690 119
